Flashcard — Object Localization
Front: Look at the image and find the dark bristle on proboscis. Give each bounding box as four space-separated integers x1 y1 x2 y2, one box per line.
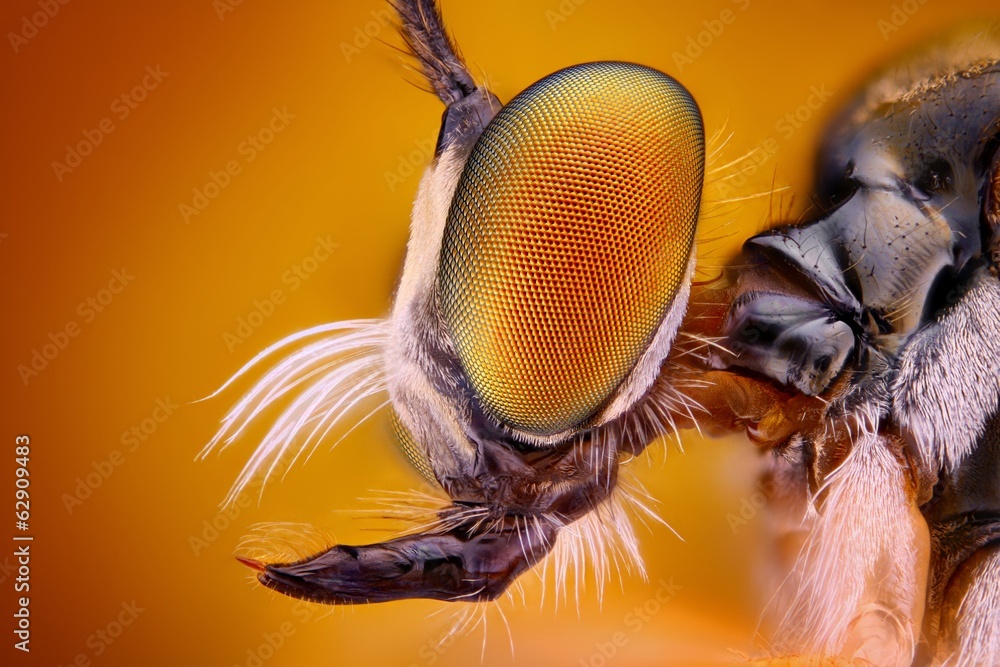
393 0 477 104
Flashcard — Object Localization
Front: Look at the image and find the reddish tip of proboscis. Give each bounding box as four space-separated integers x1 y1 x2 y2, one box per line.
236 556 266 572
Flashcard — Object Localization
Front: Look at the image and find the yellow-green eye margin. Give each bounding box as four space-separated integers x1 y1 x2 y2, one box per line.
390 409 436 483
439 61 704 437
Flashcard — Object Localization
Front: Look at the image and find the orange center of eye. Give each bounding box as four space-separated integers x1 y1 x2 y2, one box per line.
440 62 704 437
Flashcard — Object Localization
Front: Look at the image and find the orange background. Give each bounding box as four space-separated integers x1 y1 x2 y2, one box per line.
2 1 997 665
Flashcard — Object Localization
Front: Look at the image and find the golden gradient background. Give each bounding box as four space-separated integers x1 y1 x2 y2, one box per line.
2 1 997 665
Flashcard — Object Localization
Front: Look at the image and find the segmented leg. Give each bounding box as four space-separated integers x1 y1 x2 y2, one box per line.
935 543 1000 665
766 428 929 665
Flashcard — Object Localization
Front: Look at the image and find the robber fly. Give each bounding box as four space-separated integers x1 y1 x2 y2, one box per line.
202 1 1000 664
704 25 1000 666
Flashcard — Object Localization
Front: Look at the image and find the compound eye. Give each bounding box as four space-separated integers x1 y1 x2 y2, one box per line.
439 62 704 438
390 409 437 484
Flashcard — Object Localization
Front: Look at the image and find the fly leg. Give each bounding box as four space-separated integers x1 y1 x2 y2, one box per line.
934 541 1000 665
761 411 930 666
905 374 1000 663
